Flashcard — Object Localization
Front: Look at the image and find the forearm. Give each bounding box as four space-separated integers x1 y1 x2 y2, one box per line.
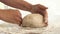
0 0 32 11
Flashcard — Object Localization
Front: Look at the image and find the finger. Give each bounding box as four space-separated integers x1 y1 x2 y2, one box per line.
35 4 48 10
14 16 22 24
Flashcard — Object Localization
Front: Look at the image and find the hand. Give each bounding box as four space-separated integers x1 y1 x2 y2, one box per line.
0 9 22 25
31 4 48 26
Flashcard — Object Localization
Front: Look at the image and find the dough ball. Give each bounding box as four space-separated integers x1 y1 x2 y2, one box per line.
22 14 47 28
